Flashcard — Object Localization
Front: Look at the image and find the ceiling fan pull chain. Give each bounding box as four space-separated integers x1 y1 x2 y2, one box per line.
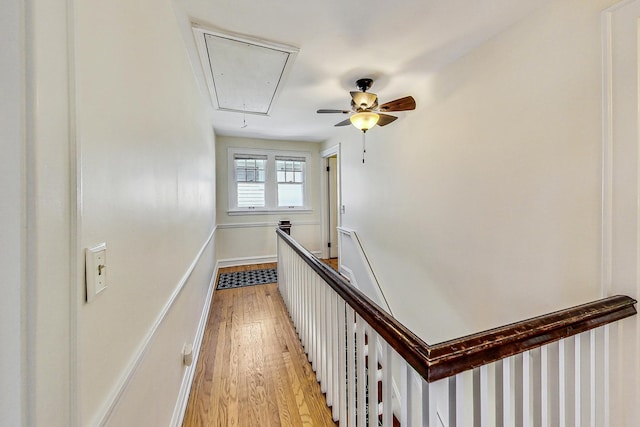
362 132 366 163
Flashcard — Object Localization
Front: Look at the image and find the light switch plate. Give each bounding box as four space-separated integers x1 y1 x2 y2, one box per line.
85 243 107 302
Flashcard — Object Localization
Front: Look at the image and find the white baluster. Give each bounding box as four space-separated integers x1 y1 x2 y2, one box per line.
356 315 367 427
513 353 523 426
591 325 607 427
575 334 581 426
548 341 560 426
464 369 478 426
502 356 514 427
310 269 316 368
522 351 532 427
578 331 591 426
428 381 439 427
480 364 492 427
303 264 309 351
299 262 305 348
448 375 457 425
590 329 596 427
332 290 340 421
293 251 299 330
559 337 574 427
316 274 322 379
321 284 333 394
324 286 332 404
603 324 610 427
299 259 303 334
531 348 542 427
422 377 430 427
295 254 300 330
367 328 379 427
381 343 393 427
559 339 565 427
312 273 319 375
347 305 356 427
338 299 348 424
296 256 302 333
318 277 323 382
400 359 412 427
306 266 312 358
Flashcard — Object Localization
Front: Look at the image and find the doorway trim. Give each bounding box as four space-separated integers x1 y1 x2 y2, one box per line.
320 144 341 259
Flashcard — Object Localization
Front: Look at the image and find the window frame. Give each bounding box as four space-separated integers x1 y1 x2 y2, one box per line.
227 147 312 214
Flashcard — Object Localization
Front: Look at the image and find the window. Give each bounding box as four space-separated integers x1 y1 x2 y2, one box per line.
276 157 304 207
228 148 311 213
234 156 266 207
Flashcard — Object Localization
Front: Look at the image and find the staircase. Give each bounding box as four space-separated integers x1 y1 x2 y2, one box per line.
276 228 637 426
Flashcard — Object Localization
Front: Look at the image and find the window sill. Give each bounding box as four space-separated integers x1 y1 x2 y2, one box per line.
227 209 313 216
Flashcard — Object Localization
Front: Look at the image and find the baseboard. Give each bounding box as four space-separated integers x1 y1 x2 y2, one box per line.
339 265 360 290
170 262 218 426
218 251 321 268
217 254 278 267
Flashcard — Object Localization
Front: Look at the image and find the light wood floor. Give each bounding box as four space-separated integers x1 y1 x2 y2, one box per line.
321 258 338 271
182 263 336 427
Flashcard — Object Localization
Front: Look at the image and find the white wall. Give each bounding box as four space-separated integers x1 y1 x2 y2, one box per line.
323 0 618 344
216 136 322 263
1 0 26 425
14 0 217 424
70 0 217 425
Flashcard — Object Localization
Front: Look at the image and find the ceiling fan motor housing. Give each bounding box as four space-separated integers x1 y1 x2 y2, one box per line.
355 78 374 92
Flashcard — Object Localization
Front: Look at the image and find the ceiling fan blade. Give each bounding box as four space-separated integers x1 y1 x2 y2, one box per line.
377 113 398 127
350 91 378 109
379 96 416 112
334 118 352 127
318 109 350 114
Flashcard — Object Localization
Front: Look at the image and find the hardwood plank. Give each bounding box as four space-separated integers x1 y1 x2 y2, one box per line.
183 265 335 427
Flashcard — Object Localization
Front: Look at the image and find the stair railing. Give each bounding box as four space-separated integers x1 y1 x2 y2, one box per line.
276 228 637 426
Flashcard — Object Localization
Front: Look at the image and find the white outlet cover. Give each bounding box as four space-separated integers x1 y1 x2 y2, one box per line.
85 243 107 303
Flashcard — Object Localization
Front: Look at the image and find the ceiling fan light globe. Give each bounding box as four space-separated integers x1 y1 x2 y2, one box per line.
350 112 379 132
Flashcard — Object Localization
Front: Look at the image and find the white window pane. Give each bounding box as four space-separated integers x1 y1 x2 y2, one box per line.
278 183 303 207
237 183 265 207
277 171 286 182
235 158 266 183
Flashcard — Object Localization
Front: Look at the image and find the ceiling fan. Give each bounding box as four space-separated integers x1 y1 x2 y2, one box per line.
317 78 416 133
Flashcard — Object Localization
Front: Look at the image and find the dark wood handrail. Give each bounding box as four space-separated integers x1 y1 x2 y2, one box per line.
276 229 637 382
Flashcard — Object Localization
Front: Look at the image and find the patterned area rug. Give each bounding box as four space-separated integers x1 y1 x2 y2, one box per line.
216 268 278 290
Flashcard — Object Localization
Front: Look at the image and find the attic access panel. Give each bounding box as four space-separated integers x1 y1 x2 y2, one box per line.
193 26 298 115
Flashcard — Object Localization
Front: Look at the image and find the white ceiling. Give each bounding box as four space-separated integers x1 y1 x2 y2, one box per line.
174 0 550 142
